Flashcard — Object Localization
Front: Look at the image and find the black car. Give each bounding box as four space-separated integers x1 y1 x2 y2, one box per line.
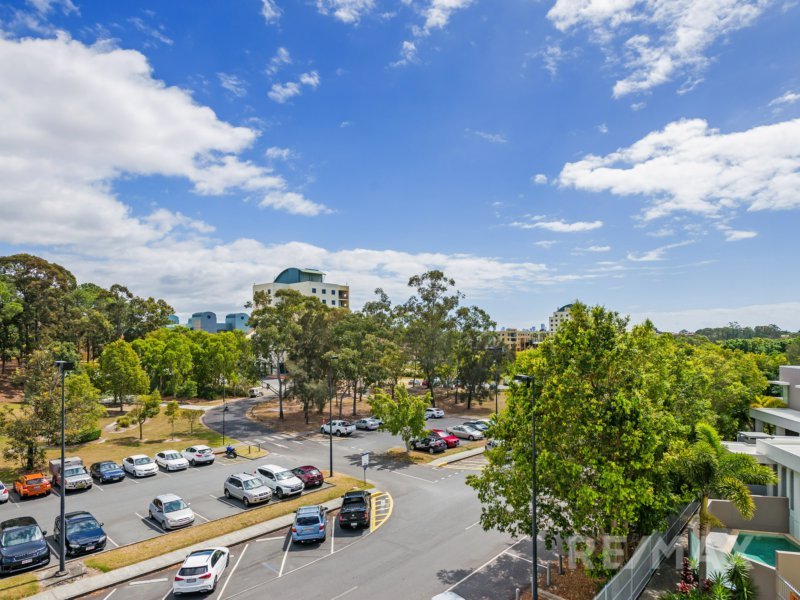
338 491 371 528
54 511 106 556
410 436 447 454
90 461 126 483
0 517 50 574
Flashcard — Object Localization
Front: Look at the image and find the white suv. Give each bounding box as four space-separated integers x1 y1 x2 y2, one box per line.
173 547 229 595
425 407 444 419
320 420 356 437
255 464 304 499
183 445 215 466
224 473 272 507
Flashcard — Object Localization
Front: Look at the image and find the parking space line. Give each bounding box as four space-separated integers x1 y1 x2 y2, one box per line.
331 586 359 600
271 442 289 449
291 440 303 445
278 539 290 577
101 589 117 600
216 544 248 600
465 521 481 530
255 536 284 542
330 515 335 554
94 483 104 492
216 496 241 509
136 512 167 534
107 536 119 548
130 577 168 586
194 512 210 523
390 470 437 484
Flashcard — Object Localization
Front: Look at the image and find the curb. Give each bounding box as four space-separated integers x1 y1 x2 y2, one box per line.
429 446 485 467
30 486 378 600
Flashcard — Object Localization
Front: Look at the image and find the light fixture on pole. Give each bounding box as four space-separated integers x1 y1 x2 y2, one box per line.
328 355 339 477
488 345 505 415
54 360 74 577
515 374 537 600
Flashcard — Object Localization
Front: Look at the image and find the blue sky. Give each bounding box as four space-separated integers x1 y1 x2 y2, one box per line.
1 0 799 331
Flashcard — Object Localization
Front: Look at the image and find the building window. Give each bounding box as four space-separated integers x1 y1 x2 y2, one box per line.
322 299 326 304
331 300 336 306
322 289 326 294
781 467 787 497
312 288 316 293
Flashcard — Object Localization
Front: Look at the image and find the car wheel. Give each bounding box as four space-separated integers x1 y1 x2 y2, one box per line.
276 488 284 499
469 436 475 441
189 459 195 466
243 497 250 507
224 488 231 498
335 430 341 437
320 535 326 543
320 427 324 433
429 447 434 454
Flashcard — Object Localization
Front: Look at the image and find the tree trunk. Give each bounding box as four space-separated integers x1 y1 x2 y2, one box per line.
278 377 284 420
353 380 357 416
698 495 710 582
467 388 472 410
139 420 143 440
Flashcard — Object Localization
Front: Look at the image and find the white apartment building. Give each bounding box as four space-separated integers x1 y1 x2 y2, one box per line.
253 267 350 310
549 304 572 332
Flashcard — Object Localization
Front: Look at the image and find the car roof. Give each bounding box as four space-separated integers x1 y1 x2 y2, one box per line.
295 465 317 471
184 547 226 566
127 454 150 460
259 464 287 472
296 505 322 515
189 444 210 449
230 472 260 481
1 517 38 529
94 461 119 467
65 511 96 521
155 493 182 502
20 473 47 480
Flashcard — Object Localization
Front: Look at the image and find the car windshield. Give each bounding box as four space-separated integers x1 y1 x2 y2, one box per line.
134 458 152 465
341 421 351 426
164 453 181 460
100 463 118 471
25 477 46 485
296 515 320 526
242 479 262 490
0 483 4 490
64 467 84 477
178 566 207 576
275 470 294 481
66 518 100 535
1 525 43 547
308 468 321 475
163 499 188 513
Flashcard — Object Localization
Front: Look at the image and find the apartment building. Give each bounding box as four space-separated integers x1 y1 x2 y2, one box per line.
253 267 350 310
549 304 572 332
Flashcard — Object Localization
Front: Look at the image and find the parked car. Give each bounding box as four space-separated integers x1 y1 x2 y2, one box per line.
90 461 125 484
354 418 381 431
0 517 50 573
156 450 190 471
464 420 491 432
320 420 356 437
13 473 51 498
424 407 444 419
148 493 195 530
249 387 262 398
255 464 304 499
430 429 460 448
338 491 371 528
54 511 106 556
291 505 327 544
0 482 8 504
183 445 215 466
123 454 158 478
224 473 272 507
49 457 93 491
173 547 229 595
446 425 485 441
410 436 447 454
486 438 503 450
291 466 324 488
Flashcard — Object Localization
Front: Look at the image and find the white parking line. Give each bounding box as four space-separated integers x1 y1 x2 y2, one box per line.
94 484 105 492
292 440 303 445
330 516 335 555
331 586 358 600
136 512 167 534
129 577 168 586
465 521 481 530
217 544 248 600
255 536 284 542
278 538 291 577
271 442 289 449
107 536 119 548
101 589 117 600
390 470 437 484
194 512 210 523
217 497 240 509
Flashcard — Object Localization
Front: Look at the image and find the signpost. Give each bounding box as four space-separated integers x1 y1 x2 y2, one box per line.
361 452 369 484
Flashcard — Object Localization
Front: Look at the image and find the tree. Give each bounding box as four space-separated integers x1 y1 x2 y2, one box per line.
787 337 800 365
401 271 461 406
0 276 22 373
63 371 105 443
129 390 162 440
369 386 430 451
454 306 496 409
182 408 202 434
99 339 150 412
667 422 775 581
165 400 180 440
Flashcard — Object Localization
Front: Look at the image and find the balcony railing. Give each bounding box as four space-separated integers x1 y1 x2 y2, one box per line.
777 574 800 600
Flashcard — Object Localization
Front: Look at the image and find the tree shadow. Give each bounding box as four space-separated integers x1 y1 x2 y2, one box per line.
437 567 472 584
343 451 418 472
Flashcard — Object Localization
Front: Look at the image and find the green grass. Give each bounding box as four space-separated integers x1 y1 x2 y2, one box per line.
0 571 39 599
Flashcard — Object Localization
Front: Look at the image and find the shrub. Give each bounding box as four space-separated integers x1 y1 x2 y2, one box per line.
116 416 130 429
68 428 101 444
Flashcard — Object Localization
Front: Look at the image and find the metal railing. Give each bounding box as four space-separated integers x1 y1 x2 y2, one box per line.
593 500 699 600
777 574 800 600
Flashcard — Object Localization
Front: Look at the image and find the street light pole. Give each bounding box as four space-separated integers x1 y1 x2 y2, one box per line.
328 355 338 478
222 405 228 446
54 360 74 577
515 374 537 600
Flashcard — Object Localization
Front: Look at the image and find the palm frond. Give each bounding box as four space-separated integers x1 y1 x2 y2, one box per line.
696 422 724 455
715 477 756 520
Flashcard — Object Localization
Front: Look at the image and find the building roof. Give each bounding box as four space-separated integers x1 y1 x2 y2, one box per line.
750 407 800 431
556 304 573 312
274 267 325 284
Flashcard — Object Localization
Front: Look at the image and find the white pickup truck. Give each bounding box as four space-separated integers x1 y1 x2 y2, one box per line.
320 420 356 437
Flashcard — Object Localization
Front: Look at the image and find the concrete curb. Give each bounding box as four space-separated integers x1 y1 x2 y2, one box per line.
429 446 485 467
30 486 378 600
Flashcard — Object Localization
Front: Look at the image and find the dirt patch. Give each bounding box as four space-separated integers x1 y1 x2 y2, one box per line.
519 562 604 600
249 396 375 434
405 383 507 417
0 370 23 403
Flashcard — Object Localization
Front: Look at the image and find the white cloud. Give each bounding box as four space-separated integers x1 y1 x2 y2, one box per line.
769 90 800 107
722 229 757 241
630 301 800 332
267 47 291 75
391 40 418 67
631 101 647 111
512 219 604 233
626 240 693 261
465 128 508 144
582 245 611 252
0 33 328 244
547 0 773 97
265 146 295 160
261 0 282 24
268 71 321 103
340 120 352 128
128 16 173 46
559 117 800 220
217 72 248 97
532 174 549 184
315 0 376 23
298 71 321 88
27 0 78 15
420 0 474 33
597 123 609 134
534 240 558 248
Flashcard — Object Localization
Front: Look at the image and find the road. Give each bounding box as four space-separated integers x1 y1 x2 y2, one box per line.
6 391 534 599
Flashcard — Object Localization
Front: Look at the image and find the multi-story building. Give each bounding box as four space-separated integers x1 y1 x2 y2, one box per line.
549 304 572 332
752 365 800 436
168 311 250 333
496 328 548 352
252 267 350 310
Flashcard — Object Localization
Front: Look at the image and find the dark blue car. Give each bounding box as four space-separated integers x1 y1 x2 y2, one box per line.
54 512 106 556
90 461 125 483
0 517 50 574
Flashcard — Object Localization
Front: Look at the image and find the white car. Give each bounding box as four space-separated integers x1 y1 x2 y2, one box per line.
155 450 190 471
183 445 215 466
122 454 158 478
173 547 229 595
446 425 484 441
425 407 444 419
320 420 356 437
224 473 272 507
148 493 195 530
0 481 8 503
255 464 304 499
354 418 381 431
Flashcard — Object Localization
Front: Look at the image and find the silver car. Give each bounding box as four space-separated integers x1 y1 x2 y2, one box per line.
223 473 272 507
446 425 484 441
148 494 195 530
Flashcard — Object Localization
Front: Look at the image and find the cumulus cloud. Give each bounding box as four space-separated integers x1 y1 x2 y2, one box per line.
315 0 376 23
261 0 282 24
627 240 693 261
217 72 248 97
391 40 418 67
465 128 508 144
267 47 291 75
512 219 604 232
770 90 800 107
0 34 328 247
268 71 321 103
547 0 774 97
393 0 475 65
265 146 295 160
558 117 800 220
532 174 549 184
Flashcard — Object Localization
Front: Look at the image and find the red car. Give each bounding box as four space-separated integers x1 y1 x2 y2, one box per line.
291 465 324 487
430 429 459 449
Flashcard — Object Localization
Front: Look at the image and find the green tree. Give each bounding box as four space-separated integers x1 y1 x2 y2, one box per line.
369 386 430 451
787 337 800 365
64 371 105 443
668 422 776 581
182 408 202 434
0 276 23 373
129 390 162 441
454 305 496 409
99 339 150 412
165 400 180 440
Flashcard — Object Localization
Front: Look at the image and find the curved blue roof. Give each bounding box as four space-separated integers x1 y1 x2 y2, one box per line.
274 267 325 284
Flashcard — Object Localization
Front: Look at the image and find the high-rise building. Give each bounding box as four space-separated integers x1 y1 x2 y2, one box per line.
549 304 573 332
496 328 549 352
253 267 350 310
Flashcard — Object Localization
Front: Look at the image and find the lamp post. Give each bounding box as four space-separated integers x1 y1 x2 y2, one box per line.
515 374 537 600
328 355 339 477
54 360 74 577
488 345 505 415
222 404 229 446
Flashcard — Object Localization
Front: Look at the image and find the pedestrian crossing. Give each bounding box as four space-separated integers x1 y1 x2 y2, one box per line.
440 455 488 471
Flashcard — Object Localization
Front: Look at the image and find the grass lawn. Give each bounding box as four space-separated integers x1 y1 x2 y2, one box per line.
0 404 266 482
0 572 39 599
85 473 368 572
